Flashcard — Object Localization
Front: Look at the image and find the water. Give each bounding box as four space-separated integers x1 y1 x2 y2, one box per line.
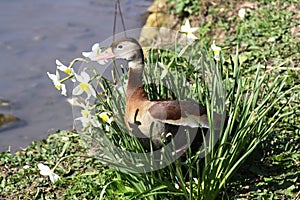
0 0 152 152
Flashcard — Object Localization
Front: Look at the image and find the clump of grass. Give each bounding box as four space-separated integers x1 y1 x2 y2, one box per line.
79 39 299 199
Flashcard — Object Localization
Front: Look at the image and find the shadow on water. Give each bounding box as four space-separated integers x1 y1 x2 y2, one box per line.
0 0 152 152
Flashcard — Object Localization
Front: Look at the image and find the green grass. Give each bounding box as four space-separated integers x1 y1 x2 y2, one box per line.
1 0 300 199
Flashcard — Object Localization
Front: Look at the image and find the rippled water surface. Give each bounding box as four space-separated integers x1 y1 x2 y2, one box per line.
0 0 151 152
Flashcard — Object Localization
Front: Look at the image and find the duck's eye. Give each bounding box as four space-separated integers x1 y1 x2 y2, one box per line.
117 44 123 49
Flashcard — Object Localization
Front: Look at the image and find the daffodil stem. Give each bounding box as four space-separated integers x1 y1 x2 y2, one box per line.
69 58 88 68
60 74 74 83
52 155 74 171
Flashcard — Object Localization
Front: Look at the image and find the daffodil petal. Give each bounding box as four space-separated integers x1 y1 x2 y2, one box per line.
86 92 91 99
61 84 67 96
91 43 100 52
82 51 92 58
57 65 67 72
73 85 84 96
55 70 60 80
67 98 76 106
38 163 51 176
47 72 56 81
76 116 90 127
91 118 100 127
81 71 90 82
187 33 198 40
49 173 60 183
88 85 97 98
184 19 190 27
75 73 84 83
55 59 66 67
189 27 199 33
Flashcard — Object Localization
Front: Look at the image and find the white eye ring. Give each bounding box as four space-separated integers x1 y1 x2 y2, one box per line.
117 44 123 49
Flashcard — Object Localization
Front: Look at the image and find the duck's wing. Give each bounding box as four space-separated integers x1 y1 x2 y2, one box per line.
148 100 212 128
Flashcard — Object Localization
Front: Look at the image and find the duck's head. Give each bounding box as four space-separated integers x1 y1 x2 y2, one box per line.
98 37 144 69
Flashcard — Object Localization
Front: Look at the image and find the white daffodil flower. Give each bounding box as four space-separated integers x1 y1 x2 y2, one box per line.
75 101 100 129
37 163 60 183
76 109 100 130
68 97 100 128
73 71 96 99
77 109 91 128
56 59 76 82
180 19 199 40
47 70 67 96
99 112 114 124
82 43 107 65
211 40 222 61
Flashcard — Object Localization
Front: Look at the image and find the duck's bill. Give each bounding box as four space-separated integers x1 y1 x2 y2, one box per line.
96 48 114 61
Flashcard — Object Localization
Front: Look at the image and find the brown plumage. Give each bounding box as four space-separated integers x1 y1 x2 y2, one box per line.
98 37 221 151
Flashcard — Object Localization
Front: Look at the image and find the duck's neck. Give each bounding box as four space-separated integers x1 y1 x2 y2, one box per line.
126 60 147 100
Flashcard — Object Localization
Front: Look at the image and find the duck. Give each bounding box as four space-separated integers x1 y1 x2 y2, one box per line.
98 37 222 152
